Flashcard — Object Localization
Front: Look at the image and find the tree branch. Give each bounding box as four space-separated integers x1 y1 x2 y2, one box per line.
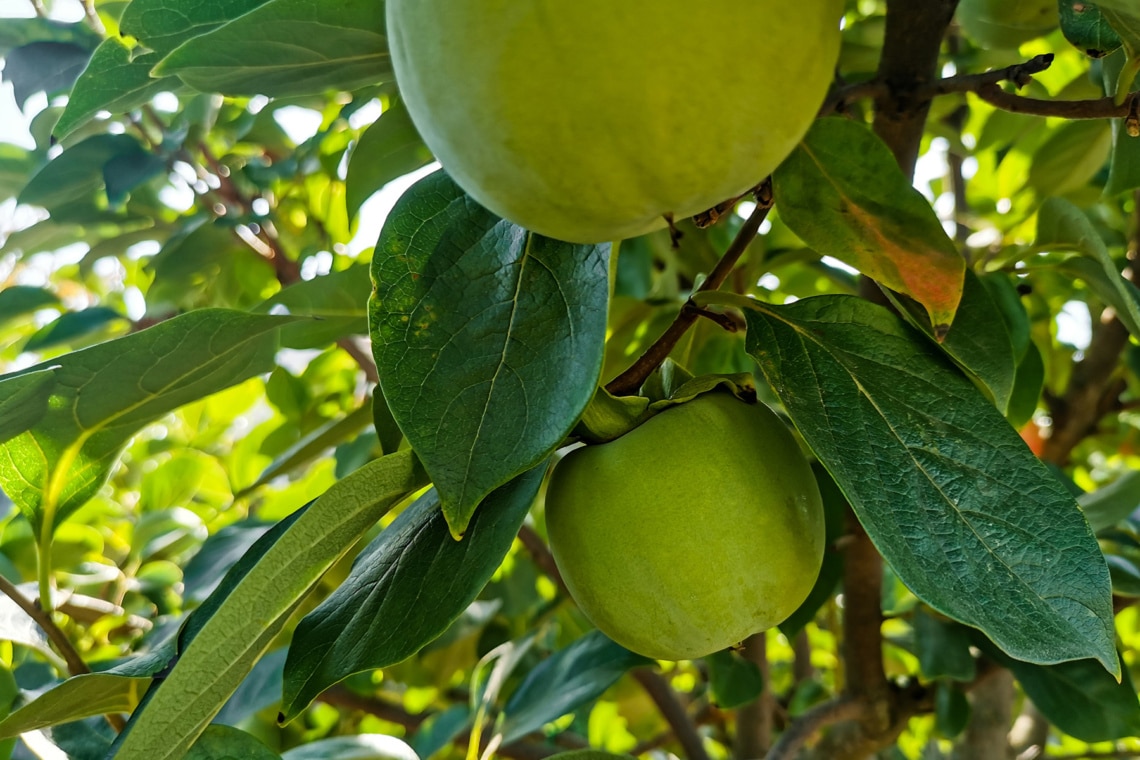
605 180 773 396
765 697 866 760
975 85 1139 122
632 669 712 760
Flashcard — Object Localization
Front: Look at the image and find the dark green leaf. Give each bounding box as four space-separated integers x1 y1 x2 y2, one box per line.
18 134 149 222
185 725 279 760
369 170 609 536
0 310 299 536
119 0 273 55
977 636 1140 742
112 451 429 760
1060 0 1123 57
772 118 964 331
3 42 91 107
914 608 976 681
153 0 391 97
55 39 181 139
0 19 100 57
779 462 846 636
888 269 1017 413
23 306 128 352
214 650 287 727
1005 340 1044 430
281 465 544 720
181 520 275 603
0 286 60 329
934 683 970 739
705 649 763 710
742 295 1118 674
346 98 433 220
499 631 651 744
409 706 469 760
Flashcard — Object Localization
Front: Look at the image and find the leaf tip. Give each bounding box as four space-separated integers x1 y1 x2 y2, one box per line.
933 321 952 342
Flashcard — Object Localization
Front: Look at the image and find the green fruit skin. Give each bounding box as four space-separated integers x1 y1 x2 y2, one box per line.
957 0 1057 48
387 0 843 244
545 393 826 661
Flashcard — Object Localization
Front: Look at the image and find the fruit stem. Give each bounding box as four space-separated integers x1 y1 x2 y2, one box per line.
605 179 774 396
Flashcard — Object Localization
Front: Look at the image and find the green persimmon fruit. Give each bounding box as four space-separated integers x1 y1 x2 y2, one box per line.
386 0 843 244
957 0 1057 48
545 392 826 660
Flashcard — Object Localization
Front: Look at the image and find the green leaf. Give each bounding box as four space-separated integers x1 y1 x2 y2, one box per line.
976 636 1140 742
0 672 149 739
934 683 970 739
4 42 92 108
0 145 42 203
1006 340 1044 429
1036 197 1140 340
1060 0 1123 57
280 735 419 760
0 18 101 57
544 752 636 760
153 0 391 97
18 134 150 222
23 306 128 352
772 118 965 332
913 608 977 682
499 631 651 744
110 450 429 760
369 170 609 536
346 98 433 220
888 270 1017 413
55 38 181 139
254 264 372 349
181 520 274 603
0 369 56 444
280 465 544 720
0 286 60 329
778 462 846 637
742 295 1118 675
0 309 298 538
1080 470 1140 532
119 0 273 56
1096 1 1140 59
705 649 764 710
1026 119 1113 197
186 725 279 760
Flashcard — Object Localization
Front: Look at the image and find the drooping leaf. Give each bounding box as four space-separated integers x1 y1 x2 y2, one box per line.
55 38 181 139
369 170 609 536
280 465 544 721
153 0 391 97
742 295 1118 674
119 0 273 55
1027 120 1113 197
976 635 1140 742
110 450 429 760
772 117 965 332
18 134 151 223
0 309 299 537
0 672 149 739
1036 197 1140 340
498 631 651 744
887 269 1017 414
345 98 433 220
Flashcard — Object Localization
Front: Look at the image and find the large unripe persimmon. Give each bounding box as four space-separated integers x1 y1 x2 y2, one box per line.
545 393 826 660
386 1 843 244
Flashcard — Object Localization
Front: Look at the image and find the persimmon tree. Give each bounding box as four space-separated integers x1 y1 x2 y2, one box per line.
0 1 1139 760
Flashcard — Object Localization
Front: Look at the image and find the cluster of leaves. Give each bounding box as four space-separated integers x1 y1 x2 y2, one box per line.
0 1 1139 759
